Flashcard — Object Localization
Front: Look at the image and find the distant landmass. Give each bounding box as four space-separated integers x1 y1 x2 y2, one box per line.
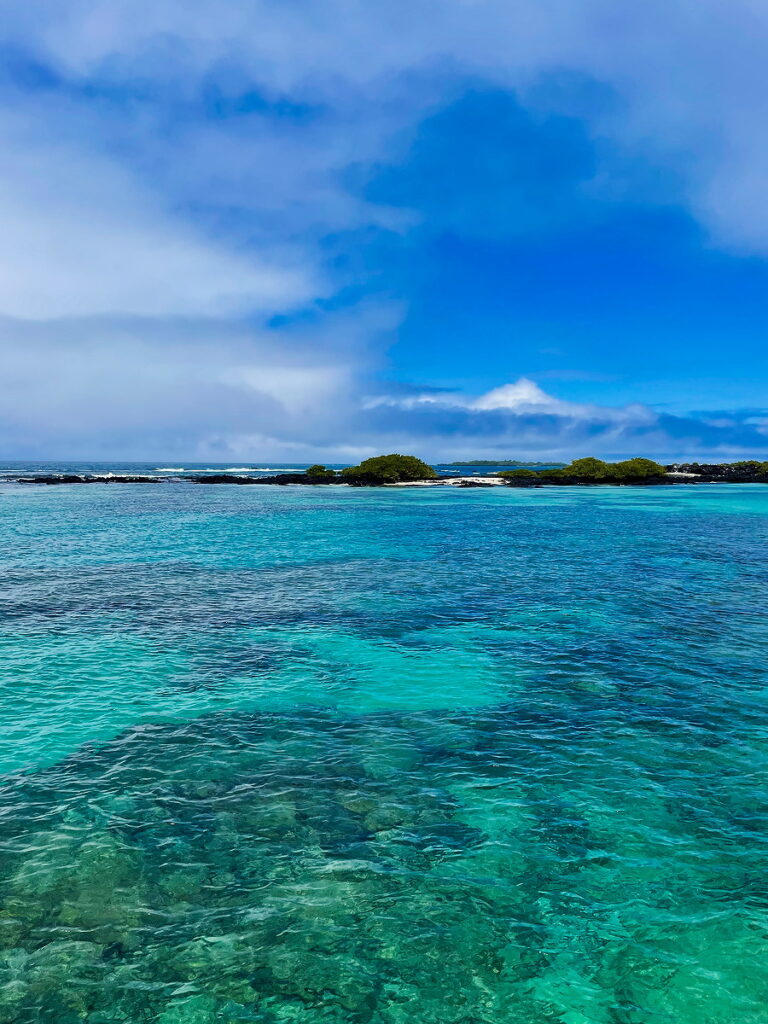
439 460 567 467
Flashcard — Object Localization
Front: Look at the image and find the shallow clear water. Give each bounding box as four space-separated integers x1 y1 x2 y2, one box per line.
1 480 767 1023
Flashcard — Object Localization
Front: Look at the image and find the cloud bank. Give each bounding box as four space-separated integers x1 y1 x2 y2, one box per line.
0 1 766 459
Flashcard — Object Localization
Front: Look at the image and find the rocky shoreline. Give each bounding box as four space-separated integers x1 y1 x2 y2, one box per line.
14 474 163 485
7 463 768 487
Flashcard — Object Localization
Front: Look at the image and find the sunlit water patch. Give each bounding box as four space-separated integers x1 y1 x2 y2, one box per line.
0 482 767 1022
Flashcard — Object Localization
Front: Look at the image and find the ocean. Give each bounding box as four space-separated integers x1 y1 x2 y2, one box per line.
1 473 767 1023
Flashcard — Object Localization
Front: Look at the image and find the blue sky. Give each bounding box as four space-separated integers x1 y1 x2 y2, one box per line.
0 0 767 461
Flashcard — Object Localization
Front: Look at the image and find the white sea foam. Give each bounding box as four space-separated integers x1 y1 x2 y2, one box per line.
386 476 506 487
156 467 185 472
88 472 152 479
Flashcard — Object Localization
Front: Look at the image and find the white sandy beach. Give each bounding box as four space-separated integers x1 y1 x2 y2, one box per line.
385 476 506 487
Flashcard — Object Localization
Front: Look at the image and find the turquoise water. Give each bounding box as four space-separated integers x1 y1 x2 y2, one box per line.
1 481 768 1023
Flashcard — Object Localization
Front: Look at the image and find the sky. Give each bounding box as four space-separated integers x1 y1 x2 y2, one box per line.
0 0 767 462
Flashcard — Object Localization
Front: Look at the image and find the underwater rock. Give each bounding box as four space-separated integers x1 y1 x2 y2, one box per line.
354 729 422 780
0 705 760 1023
0 979 26 1024
0 941 105 1024
156 994 220 1024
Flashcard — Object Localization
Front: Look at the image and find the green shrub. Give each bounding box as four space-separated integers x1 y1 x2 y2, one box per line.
306 464 336 479
566 457 612 479
341 454 437 485
558 457 665 482
732 461 768 474
610 458 665 479
497 468 538 479
533 469 567 482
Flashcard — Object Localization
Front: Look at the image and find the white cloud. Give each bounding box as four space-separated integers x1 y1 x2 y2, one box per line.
0 300 396 458
0 314 764 460
472 377 578 414
358 377 768 460
1 0 766 321
5 0 768 252
221 365 351 415
0 1 766 458
374 376 656 425
0 113 317 319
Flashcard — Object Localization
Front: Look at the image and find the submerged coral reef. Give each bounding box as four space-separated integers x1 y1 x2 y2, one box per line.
1 705 767 1024
2 481 768 1023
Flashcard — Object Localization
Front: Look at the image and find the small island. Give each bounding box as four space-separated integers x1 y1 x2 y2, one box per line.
497 457 668 485
185 454 439 486
439 460 566 467
8 455 768 487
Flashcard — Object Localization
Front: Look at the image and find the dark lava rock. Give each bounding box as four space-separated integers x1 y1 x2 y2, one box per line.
188 475 264 485
16 476 160 485
666 463 768 483
189 474 340 485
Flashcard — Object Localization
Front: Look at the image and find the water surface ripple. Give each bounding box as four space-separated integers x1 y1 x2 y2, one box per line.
1 482 767 1023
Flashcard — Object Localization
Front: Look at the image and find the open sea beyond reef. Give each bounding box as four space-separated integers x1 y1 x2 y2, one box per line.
1 471 768 1024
